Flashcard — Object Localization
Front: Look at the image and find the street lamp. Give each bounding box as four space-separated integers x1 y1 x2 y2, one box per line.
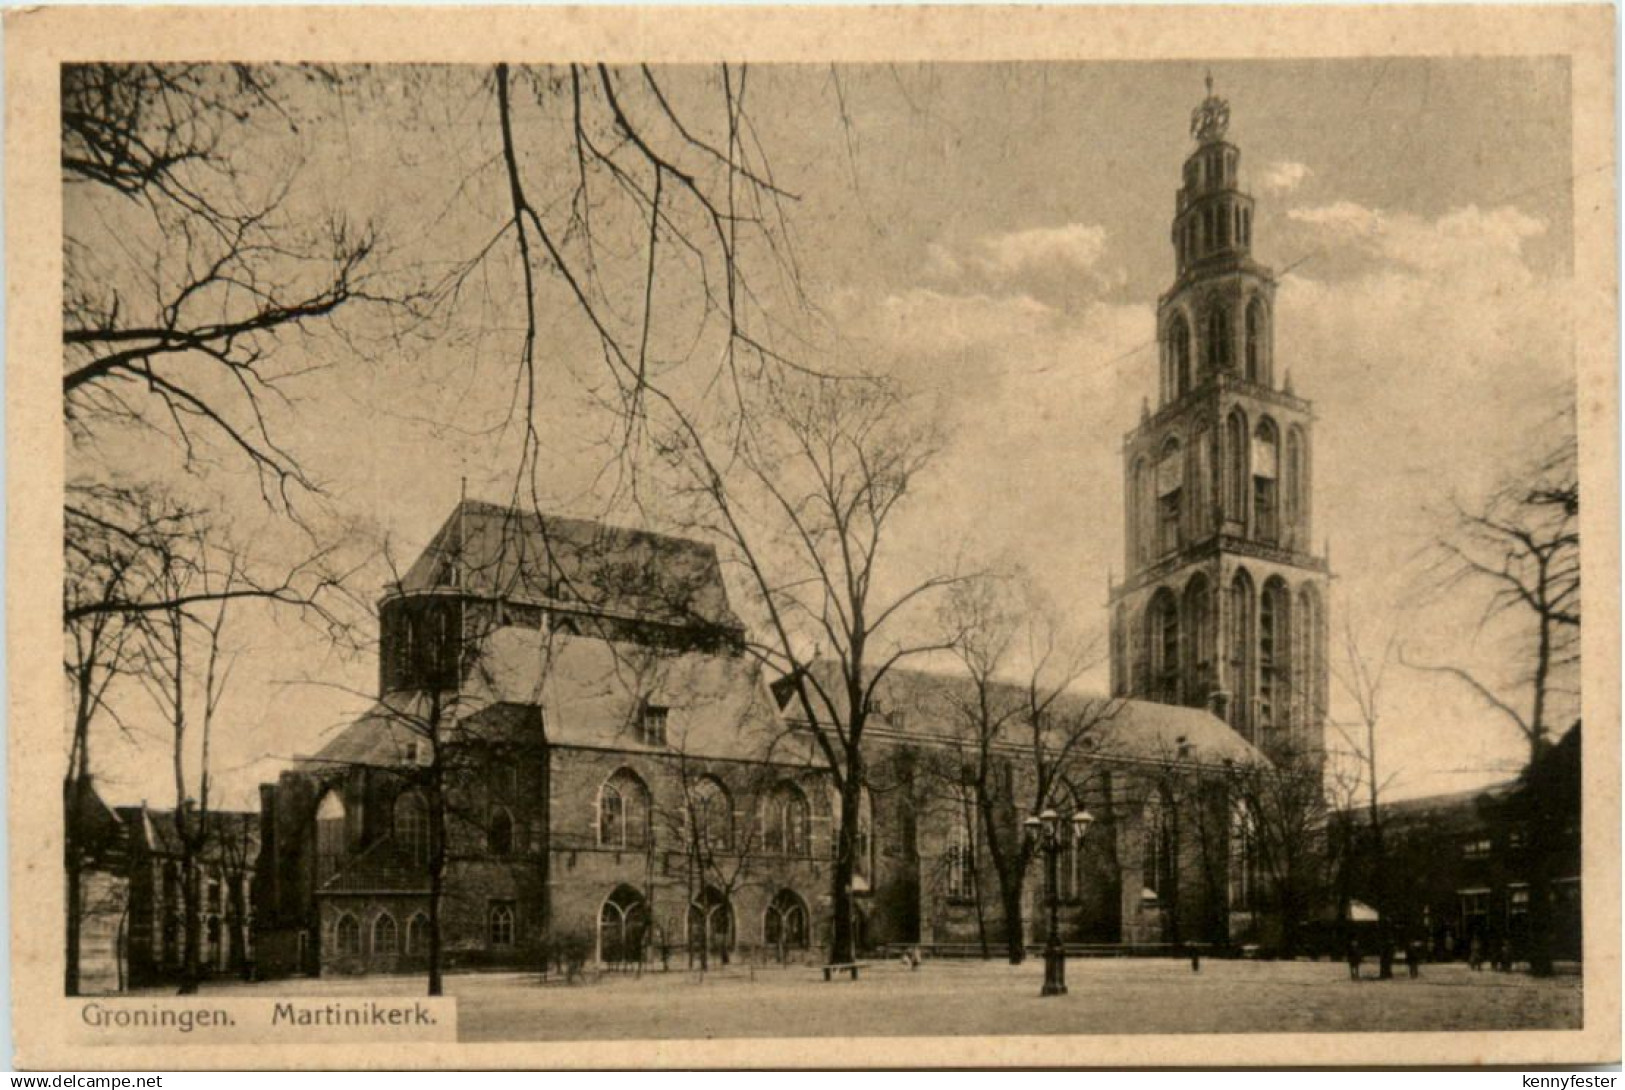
1025 806 1095 996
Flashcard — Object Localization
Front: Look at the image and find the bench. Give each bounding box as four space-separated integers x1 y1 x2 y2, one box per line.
821 962 862 981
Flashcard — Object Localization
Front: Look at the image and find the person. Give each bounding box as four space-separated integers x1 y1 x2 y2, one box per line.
1190 945 1201 973
1468 935 1484 971
1405 939 1422 979
1346 937 1362 981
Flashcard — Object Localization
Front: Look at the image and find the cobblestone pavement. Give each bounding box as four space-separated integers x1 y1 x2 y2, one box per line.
149 956 1584 1041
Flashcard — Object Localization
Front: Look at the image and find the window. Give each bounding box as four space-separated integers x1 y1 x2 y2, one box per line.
762 783 810 856
689 776 733 853
1132 458 1151 565
945 813 974 900
1259 580 1290 743
1245 298 1268 383
394 791 430 864
1224 410 1248 525
599 886 649 964
373 912 398 954
1157 438 1183 555
1463 838 1493 860
488 807 515 857
1182 574 1212 702
1167 314 1191 398
1142 792 1173 900
1147 590 1180 705
1206 306 1231 372
1294 586 1320 728
406 912 429 955
315 791 347 879
598 769 651 850
1252 419 1280 544
1284 427 1303 541
488 902 516 947
335 913 361 956
1229 801 1258 910
639 704 669 746
764 889 810 953
687 886 733 959
1229 570 1256 739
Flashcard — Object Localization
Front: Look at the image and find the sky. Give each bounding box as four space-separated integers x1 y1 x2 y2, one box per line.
69 58 1579 810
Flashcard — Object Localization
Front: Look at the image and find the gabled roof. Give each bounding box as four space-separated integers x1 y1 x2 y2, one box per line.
780 661 1269 769
112 805 259 861
396 500 741 633
306 633 815 770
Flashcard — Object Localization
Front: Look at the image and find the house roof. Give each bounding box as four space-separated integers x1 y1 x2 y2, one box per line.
112 805 259 861
395 500 741 633
780 662 1270 770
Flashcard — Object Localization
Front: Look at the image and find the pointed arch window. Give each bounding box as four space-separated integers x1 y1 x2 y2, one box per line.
315 790 347 880
1245 298 1268 384
488 807 515 857
334 912 361 956
1190 421 1213 540
1285 427 1305 543
1229 800 1259 910
1229 570 1256 740
1206 305 1232 372
1182 574 1212 705
1168 314 1192 399
1294 585 1322 732
599 769 651 850
1142 792 1174 900
1157 441 1183 557
406 912 429 955
687 886 733 959
945 811 974 900
1224 410 1248 526
599 885 649 965
1259 579 1291 747
762 782 810 856
1253 419 1281 544
764 889 810 953
488 901 516 947
394 790 430 865
688 776 733 854
1147 589 1180 705
373 912 399 954
1131 457 1151 566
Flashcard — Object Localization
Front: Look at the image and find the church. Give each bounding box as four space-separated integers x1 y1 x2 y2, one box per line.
252 83 1331 976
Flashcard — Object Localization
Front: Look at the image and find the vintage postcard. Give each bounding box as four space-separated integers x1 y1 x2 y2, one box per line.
7 3 1618 1070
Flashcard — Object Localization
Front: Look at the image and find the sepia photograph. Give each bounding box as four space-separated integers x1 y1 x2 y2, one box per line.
8 3 1618 1069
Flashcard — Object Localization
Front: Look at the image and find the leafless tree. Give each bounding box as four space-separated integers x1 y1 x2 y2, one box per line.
1329 612 1402 974
933 576 1122 963
1408 417 1579 976
1228 745 1325 959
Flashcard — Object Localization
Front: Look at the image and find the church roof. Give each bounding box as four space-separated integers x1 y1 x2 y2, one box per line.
306 633 816 770
780 662 1270 770
395 500 741 634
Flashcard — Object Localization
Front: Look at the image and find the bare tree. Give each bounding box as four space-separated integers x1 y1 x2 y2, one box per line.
1330 613 1401 975
1408 419 1579 976
934 576 1121 963
1228 746 1325 959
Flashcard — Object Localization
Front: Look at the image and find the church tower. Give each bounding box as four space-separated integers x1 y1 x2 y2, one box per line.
1108 80 1329 763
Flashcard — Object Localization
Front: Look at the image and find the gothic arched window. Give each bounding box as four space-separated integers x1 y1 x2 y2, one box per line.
1191 421 1213 540
334 912 361 956
1294 584 1323 734
488 902 515 947
1224 409 1248 526
406 912 429 955
394 790 429 865
1182 573 1212 705
1131 457 1151 566
1245 298 1268 384
488 807 515 857
1147 588 1180 705
764 889 810 953
1206 306 1231 372
1168 314 1192 400
762 782 810 856
945 812 974 900
1229 569 1256 740
1253 418 1281 544
1141 791 1174 900
599 885 649 964
599 769 651 850
1228 800 1258 910
1259 578 1291 747
315 790 347 880
1157 437 1183 556
373 912 398 955
689 776 733 853
687 886 733 959
1285 426 1306 544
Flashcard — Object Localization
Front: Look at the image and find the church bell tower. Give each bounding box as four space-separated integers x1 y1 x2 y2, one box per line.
1108 80 1329 763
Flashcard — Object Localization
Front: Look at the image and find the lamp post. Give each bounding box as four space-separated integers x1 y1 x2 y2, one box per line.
1024 807 1095 997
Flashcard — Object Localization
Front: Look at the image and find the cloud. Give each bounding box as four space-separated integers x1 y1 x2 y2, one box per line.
1260 160 1312 193
977 223 1110 277
1288 201 1546 276
919 222 1123 301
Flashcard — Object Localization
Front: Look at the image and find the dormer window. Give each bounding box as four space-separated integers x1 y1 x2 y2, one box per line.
639 704 669 746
